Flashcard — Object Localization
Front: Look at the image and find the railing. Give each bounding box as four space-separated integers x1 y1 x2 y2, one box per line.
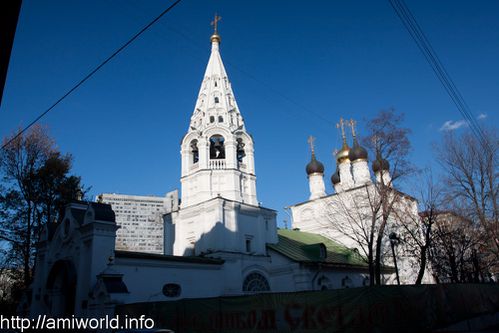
209 159 226 169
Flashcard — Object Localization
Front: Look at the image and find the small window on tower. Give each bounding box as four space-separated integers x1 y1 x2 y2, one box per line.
246 239 252 252
214 81 218 87
218 116 223 123
210 116 215 123
214 97 219 104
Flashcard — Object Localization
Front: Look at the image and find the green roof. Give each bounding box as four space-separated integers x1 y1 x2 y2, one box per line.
267 229 368 268
115 250 224 265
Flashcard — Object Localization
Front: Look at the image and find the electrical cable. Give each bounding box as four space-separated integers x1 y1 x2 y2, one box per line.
388 0 492 154
1 0 182 151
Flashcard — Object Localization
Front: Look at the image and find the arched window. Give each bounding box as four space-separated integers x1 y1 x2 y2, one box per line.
342 276 353 288
218 116 223 123
316 275 330 290
209 135 225 159
210 116 215 123
236 138 246 163
319 244 327 259
190 140 199 164
214 97 219 104
242 272 270 292
362 276 370 287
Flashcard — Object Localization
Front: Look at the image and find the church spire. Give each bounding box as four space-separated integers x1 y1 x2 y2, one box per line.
189 14 244 133
180 18 257 208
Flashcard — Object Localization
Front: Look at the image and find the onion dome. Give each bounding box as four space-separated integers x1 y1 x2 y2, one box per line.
347 118 368 162
348 139 368 162
306 154 325 175
336 118 351 163
372 152 390 172
336 143 351 163
331 167 340 185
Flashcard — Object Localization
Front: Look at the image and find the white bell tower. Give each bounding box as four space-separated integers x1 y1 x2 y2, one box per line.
165 17 277 258
180 16 257 208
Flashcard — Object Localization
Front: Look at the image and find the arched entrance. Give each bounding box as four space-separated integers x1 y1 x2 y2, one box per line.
45 260 77 316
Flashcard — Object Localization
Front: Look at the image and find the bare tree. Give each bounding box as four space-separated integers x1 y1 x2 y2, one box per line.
322 109 416 285
395 169 441 284
427 210 482 283
437 128 498 275
365 109 415 285
322 186 382 285
362 108 415 184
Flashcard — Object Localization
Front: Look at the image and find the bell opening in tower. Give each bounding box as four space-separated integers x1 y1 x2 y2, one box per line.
210 135 225 159
237 137 246 163
190 140 199 164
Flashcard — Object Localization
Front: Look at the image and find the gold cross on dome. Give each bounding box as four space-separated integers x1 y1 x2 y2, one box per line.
336 117 347 144
211 14 222 34
307 135 316 154
349 119 357 138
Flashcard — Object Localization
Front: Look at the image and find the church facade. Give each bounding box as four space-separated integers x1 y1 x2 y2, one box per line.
29 24 397 319
291 119 428 285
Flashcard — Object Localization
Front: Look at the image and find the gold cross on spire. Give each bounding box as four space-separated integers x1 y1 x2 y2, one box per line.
307 135 316 154
211 14 222 34
349 118 357 139
336 117 347 145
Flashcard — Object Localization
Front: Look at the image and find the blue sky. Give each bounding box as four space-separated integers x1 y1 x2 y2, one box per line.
1 0 498 226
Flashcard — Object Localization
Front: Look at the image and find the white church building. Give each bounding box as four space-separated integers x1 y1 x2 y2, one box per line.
29 24 410 318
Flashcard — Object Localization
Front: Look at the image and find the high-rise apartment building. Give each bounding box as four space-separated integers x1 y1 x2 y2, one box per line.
98 191 178 254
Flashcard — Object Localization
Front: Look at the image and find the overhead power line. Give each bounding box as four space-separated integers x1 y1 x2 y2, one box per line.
388 0 492 154
1 0 182 151
118 0 338 130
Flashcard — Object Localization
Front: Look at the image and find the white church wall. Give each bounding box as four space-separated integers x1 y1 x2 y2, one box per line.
170 197 276 257
113 258 224 302
30 203 119 318
291 183 423 284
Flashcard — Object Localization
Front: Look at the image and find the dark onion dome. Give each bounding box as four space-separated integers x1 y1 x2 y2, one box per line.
331 168 340 185
306 154 325 175
348 139 368 161
336 143 351 163
372 152 390 172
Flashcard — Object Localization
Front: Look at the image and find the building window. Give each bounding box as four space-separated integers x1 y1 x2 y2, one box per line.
245 239 251 252
214 97 219 104
210 116 215 123
162 283 181 297
317 275 331 290
362 276 370 286
319 244 327 259
342 276 353 288
242 272 270 293
218 116 223 123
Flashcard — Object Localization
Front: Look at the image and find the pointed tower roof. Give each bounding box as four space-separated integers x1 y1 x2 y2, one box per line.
189 15 244 132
